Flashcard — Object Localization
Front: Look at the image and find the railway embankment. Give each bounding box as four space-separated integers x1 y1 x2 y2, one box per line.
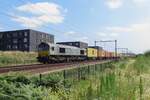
0 51 38 67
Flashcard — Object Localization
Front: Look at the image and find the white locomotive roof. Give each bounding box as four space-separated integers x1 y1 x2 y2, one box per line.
46 42 81 49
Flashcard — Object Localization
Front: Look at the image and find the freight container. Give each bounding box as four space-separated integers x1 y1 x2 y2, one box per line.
88 46 103 59
87 47 98 59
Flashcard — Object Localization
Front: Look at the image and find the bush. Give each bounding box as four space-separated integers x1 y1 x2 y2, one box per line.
31 74 63 92
12 75 31 85
1 74 30 85
144 51 150 57
133 55 150 74
0 93 13 100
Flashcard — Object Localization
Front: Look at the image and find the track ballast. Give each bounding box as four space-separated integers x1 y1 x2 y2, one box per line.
0 60 112 74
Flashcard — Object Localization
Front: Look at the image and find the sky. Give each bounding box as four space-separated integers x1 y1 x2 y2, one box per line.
0 0 150 54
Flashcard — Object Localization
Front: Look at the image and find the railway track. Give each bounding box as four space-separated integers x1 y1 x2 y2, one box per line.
0 60 111 74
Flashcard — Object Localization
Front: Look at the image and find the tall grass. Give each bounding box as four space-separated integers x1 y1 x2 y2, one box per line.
0 51 38 67
0 55 150 99
132 55 150 75
144 50 150 57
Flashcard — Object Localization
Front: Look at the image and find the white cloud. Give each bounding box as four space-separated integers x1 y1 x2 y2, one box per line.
12 16 43 28
64 31 77 36
96 32 119 38
17 2 62 15
106 26 132 33
38 15 64 24
0 24 4 30
0 26 3 30
104 19 150 53
64 8 68 13
12 2 66 28
110 33 119 37
105 0 123 9
62 31 89 43
131 23 150 33
90 8 95 13
97 32 107 37
106 23 150 34
133 0 148 4
105 0 149 9
76 36 89 43
132 0 150 8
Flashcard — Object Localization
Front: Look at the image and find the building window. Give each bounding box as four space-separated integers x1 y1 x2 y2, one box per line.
24 38 28 42
41 34 44 38
51 47 54 51
46 35 49 39
7 34 10 38
7 45 11 49
59 48 65 53
8 39 11 43
40 39 44 42
13 32 17 37
80 50 85 55
24 44 28 48
19 32 22 36
75 43 79 46
12 45 18 49
69 43 72 45
13 39 18 43
0 34 3 38
18 45 21 49
24 32 28 36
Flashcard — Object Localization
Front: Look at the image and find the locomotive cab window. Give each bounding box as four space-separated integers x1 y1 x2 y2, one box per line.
59 48 65 53
51 47 54 51
80 50 85 55
38 43 49 51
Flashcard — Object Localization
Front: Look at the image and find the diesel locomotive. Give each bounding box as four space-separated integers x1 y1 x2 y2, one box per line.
38 42 86 63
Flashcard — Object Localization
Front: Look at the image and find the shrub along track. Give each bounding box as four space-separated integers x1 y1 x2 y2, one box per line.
0 60 111 74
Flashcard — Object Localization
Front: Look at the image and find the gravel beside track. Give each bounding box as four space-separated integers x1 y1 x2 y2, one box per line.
0 60 111 74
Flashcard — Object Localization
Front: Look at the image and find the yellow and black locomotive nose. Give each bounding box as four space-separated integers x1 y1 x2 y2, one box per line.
38 51 49 57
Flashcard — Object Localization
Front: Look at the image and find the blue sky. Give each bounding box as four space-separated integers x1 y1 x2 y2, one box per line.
0 0 150 53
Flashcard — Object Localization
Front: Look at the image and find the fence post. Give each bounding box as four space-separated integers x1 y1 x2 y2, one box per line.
80 67 82 79
63 70 66 86
63 70 66 79
78 67 80 80
93 65 95 75
88 65 90 76
95 64 97 71
39 74 42 85
101 63 103 71
140 77 143 100
98 64 100 71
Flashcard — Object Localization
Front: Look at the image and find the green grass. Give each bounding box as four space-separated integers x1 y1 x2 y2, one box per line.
0 51 38 67
0 54 150 99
